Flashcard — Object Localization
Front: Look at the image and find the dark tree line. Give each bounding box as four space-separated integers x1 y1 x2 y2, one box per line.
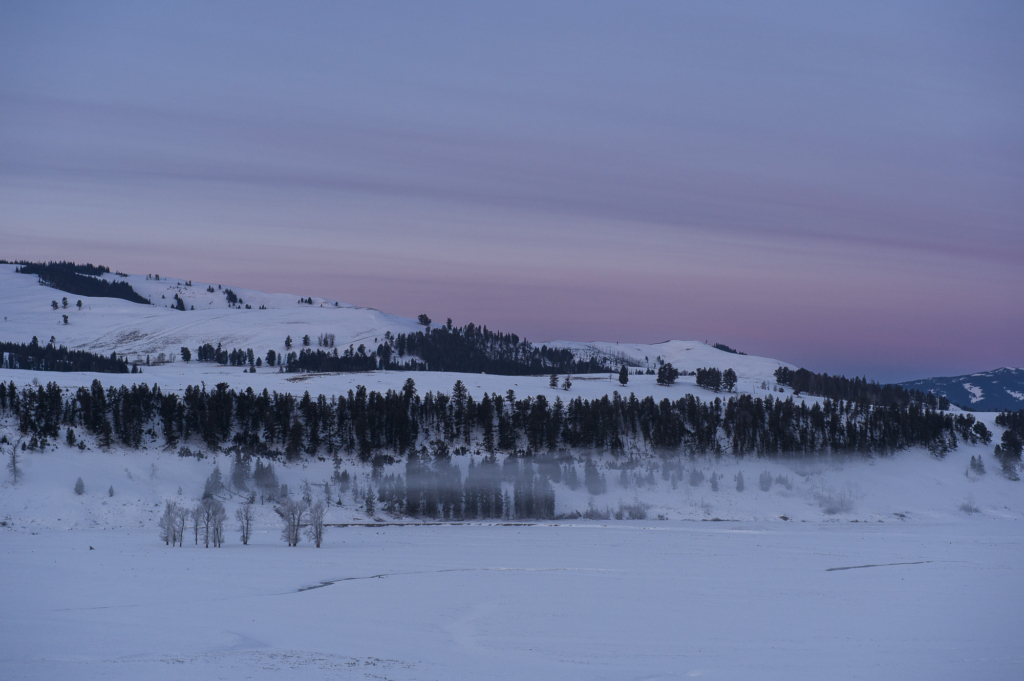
1 338 128 373
390 323 610 375
773 366 943 408
1 377 966 461
13 261 151 305
695 367 737 392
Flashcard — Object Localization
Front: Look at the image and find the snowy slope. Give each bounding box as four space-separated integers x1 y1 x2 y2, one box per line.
0 264 424 362
0 264 792 384
902 367 1024 412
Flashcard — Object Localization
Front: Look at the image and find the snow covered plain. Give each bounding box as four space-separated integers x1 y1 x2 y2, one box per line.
2 263 1023 679
2 520 1022 680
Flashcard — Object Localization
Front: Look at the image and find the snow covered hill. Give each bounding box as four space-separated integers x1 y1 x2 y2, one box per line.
0 263 792 384
902 367 1024 412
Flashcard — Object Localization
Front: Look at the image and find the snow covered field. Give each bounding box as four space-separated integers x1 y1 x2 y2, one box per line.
2 520 1022 680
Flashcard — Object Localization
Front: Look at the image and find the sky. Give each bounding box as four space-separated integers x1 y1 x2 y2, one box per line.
1 1 1021 382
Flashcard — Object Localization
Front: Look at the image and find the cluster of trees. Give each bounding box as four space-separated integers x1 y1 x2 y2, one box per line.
994 411 1024 480
1 338 128 373
0 376 979 462
695 367 737 392
713 343 746 355
773 366 942 408
158 498 227 547
391 323 611 375
656 363 680 386
14 261 150 305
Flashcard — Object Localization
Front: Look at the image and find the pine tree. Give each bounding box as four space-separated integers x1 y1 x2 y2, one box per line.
618 365 628 386
74 477 85 495
549 373 558 388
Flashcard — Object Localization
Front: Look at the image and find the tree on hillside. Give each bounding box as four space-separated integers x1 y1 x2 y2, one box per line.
302 335 310 347
723 368 737 392
618 365 629 386
7 436 23 484
417 314 432 326
203 466 224 499
657 364 680 386
180 347 191 363
284 335 293 349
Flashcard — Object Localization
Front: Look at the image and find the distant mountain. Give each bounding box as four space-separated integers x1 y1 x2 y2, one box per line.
901 368 1024 412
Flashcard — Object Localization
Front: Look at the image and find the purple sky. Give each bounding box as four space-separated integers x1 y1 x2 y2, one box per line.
1 1 1022 382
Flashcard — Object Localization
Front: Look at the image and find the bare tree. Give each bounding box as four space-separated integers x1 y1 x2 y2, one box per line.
191 504 203 545
199 498 225 548
158 501 180 546
306 500 327 548
174 505 189 546
210 500 226 547
6 436 23 485
275 498 309 546
235 502 256 545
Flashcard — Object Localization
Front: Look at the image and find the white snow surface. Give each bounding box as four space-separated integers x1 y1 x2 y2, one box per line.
2 434 1023 679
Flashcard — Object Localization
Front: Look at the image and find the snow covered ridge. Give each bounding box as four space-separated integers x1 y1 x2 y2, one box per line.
0 263 790 381
902 367 1024 412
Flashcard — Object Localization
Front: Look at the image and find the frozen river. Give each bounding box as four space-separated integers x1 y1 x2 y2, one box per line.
2 520 1021 680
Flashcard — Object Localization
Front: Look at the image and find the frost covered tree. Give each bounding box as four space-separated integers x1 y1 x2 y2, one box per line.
158 501 180 546
549 373 558 389
236 502 256 545
199 497 225 548
210 500 227 547
276 498 309 546
174 505 188 547
108 485 114 497
364 487 376 517
74 477 85 495
735 471 745 492
306 500 326 548
191 504 203 545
